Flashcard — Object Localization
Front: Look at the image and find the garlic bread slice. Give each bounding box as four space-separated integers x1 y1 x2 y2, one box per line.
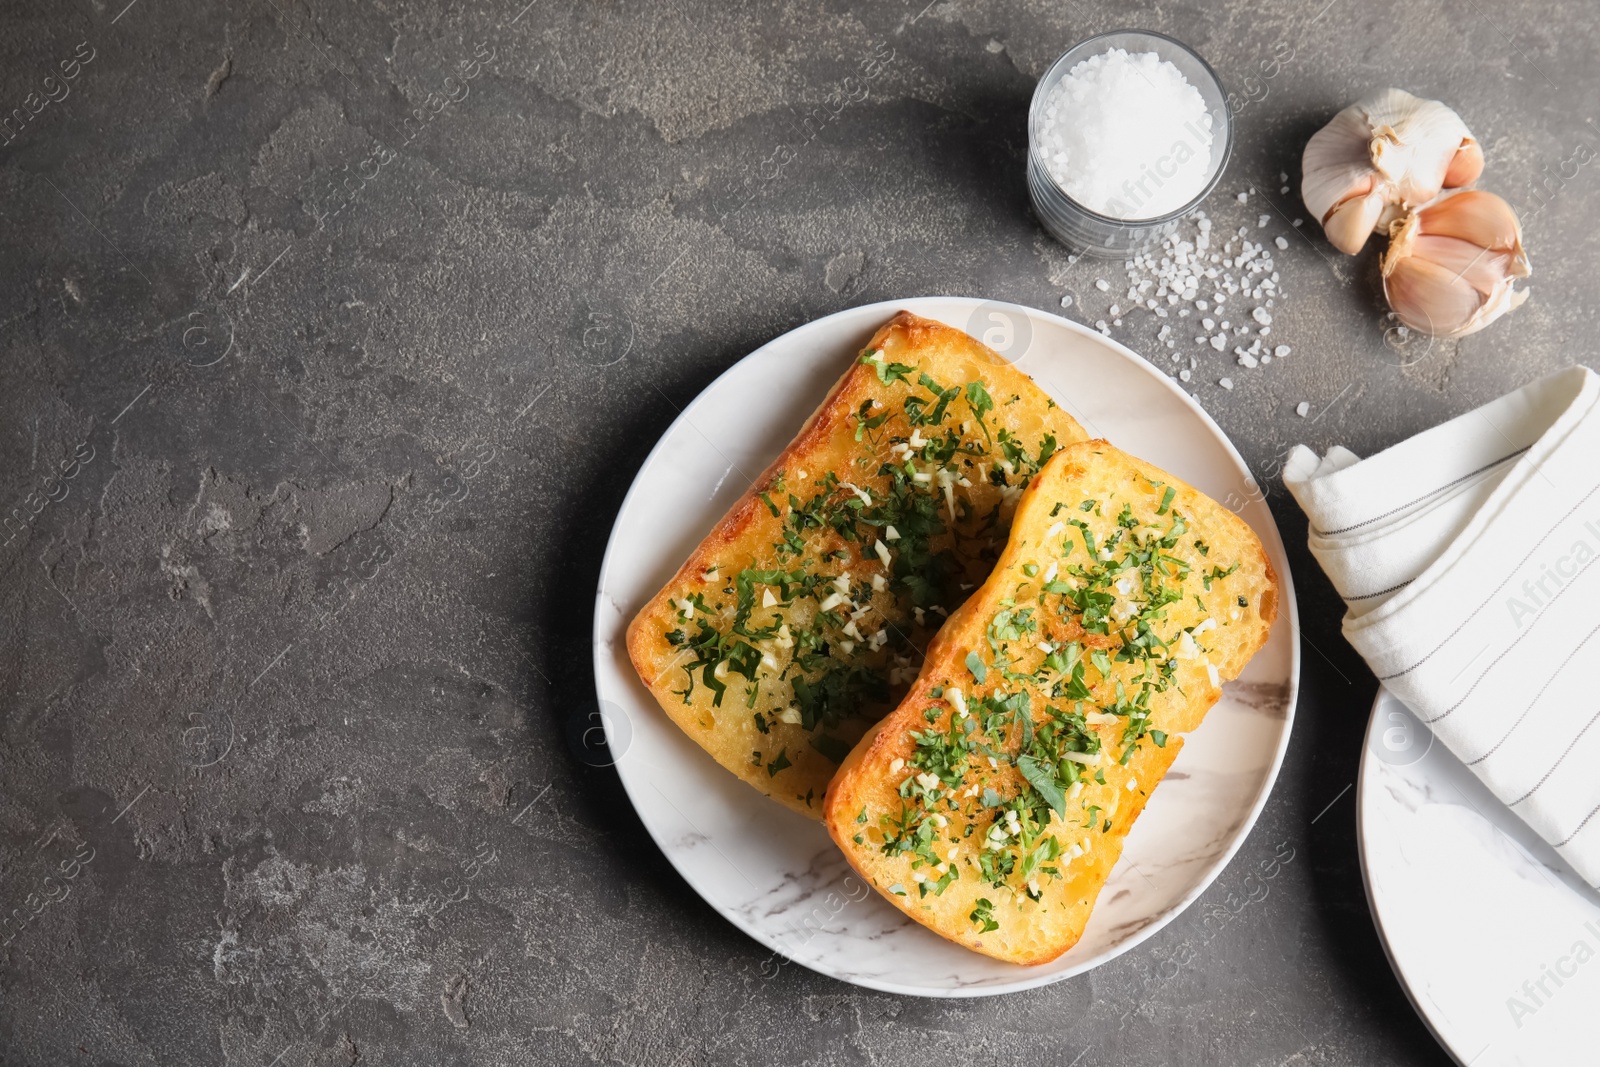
823 439 1278 962
626 311 1089 817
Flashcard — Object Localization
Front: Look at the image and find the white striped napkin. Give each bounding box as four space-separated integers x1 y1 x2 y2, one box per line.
1283 366 1600 887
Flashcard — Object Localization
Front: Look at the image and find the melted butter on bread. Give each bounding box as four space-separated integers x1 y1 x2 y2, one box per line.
626 312 1089 817
824 440 1278 963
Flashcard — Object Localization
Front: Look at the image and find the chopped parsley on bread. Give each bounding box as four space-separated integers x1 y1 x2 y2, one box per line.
626 311 1089 816
823 440 1278 962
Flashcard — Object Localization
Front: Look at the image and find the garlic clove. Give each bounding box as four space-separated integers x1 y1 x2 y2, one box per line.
1410 235 1523 297
1382 254 1489 336
1442 138 1485 188
1404 188 1527 263
1381 190 1530 337
1303 89 1480 255
1302 108 1382 247
1323 189 1387 256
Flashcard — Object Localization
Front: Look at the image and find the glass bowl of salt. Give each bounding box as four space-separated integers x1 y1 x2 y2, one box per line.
1028 29 1232 256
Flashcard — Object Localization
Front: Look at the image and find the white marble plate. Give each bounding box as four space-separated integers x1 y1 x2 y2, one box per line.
1360 689 1600 1062
593 297 1300 996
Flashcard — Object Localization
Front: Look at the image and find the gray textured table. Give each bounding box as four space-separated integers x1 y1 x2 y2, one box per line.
3 0 1591 1063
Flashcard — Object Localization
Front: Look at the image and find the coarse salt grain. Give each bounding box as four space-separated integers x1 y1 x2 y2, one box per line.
1057 207 1299 388
1036 48 1214 219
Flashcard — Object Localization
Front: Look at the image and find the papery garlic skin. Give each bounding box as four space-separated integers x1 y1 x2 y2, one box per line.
1303 89 1483 255
1381 189 1530 338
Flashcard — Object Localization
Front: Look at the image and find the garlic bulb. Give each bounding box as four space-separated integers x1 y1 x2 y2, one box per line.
1302 89 1484 255
1381 189 1529 338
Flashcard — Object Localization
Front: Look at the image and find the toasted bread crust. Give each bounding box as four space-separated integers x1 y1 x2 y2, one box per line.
627 312 1089 817
824 440 1277 963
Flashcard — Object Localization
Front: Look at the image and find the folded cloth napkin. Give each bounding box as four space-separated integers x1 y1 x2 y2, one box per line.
1284 365 1600 887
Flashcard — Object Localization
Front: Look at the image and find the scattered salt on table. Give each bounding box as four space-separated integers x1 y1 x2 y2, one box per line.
1054 200 1302 394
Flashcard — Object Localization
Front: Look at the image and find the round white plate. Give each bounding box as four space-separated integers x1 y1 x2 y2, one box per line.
593 297 1300 996
1360 689 1600 1063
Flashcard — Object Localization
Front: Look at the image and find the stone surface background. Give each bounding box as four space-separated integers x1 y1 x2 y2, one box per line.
2 0 1592 1063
